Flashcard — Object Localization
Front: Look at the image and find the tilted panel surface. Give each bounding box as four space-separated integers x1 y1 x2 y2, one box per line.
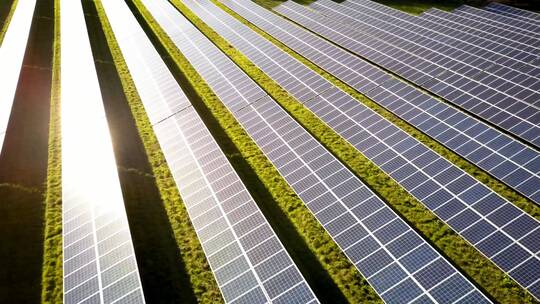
485 3 540 24
143 0 492 303
101 0 318 302
420 8 540 51
274 1 540 154
452 5 540 36
220 0 540 211
228 0 540 299
305 0 540 133
61 0 145 303
341 0 540 85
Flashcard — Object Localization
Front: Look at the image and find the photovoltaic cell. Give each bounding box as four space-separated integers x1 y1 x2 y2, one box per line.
452 5 540 37
60 0 145 303
0 0 36 155
221 0 540 299
485 3 540 25
302 1 540 137
420 8 540 52
340 0 540 86
142 0 491 302
220 0 540 206
274 0 540 151
100 0 317 303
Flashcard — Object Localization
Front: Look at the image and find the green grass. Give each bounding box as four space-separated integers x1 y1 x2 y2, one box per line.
129 0 383 302
93 1 223 302
167 0 537 302
0 0 17 45
40 0 62 303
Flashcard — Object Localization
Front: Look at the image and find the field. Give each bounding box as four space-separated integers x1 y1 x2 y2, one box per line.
0 0 536 303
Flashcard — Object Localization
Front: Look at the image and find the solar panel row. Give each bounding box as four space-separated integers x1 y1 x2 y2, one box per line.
217 0 540 299
274 1 540 153
309 0 540 110
100 1 318 303
341 0 539 82
217 0 540 205
420 8 540 51
142 0 491 302
60 0 145 303
485 3 540 24
0 0 35 155
453 5 540 36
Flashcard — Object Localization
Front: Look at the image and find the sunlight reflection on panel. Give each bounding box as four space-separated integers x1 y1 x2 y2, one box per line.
0 0 36 154
60 0 145 303
100 0 319 302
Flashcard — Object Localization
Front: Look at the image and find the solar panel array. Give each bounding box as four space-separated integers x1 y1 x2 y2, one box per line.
420 8 540 51
308 0 540 107
100 1 318 303
273 1 540 150
140 0 494 303
341 0 540 82
60 0 145 303
452 5 540 36
219 0 540 207
485 3 540 24
215 0 540 299
0 0 35 154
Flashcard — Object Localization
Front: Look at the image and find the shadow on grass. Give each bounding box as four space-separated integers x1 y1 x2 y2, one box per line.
82 1 198 303
126 1 348 302
0 0 54 302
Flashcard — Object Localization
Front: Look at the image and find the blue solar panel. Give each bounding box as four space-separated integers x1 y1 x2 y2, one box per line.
217 0 540 299
140 0 491 302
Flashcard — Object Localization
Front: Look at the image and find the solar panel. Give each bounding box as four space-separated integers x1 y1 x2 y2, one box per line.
218 0 540 207
273 1 540 150
141 0 493 302
0 0 35 155
202 0 540 299
356 1 540 65
306 1 540 112
485 3 540 24
453 5 540 37
100 1 318 302
420 8 540 51
60 0 145 303
340 0 540 83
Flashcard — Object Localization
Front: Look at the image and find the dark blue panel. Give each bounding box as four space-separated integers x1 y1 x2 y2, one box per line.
414 258 454 289
358 249 393 277
387 231 424 257
447 209 480 232
431 274 473 303
346 236 379 263
509 258 540 287
369 263 407 293
477 232 513 257
487 204 523 227
381 279 423 304
492 244 531 271
461 219 497 244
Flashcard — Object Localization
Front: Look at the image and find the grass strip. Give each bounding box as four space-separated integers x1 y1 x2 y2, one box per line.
41 0 62 302
93 1 223 302
132 0 387 301
0 0 18 45
170 0 537 302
